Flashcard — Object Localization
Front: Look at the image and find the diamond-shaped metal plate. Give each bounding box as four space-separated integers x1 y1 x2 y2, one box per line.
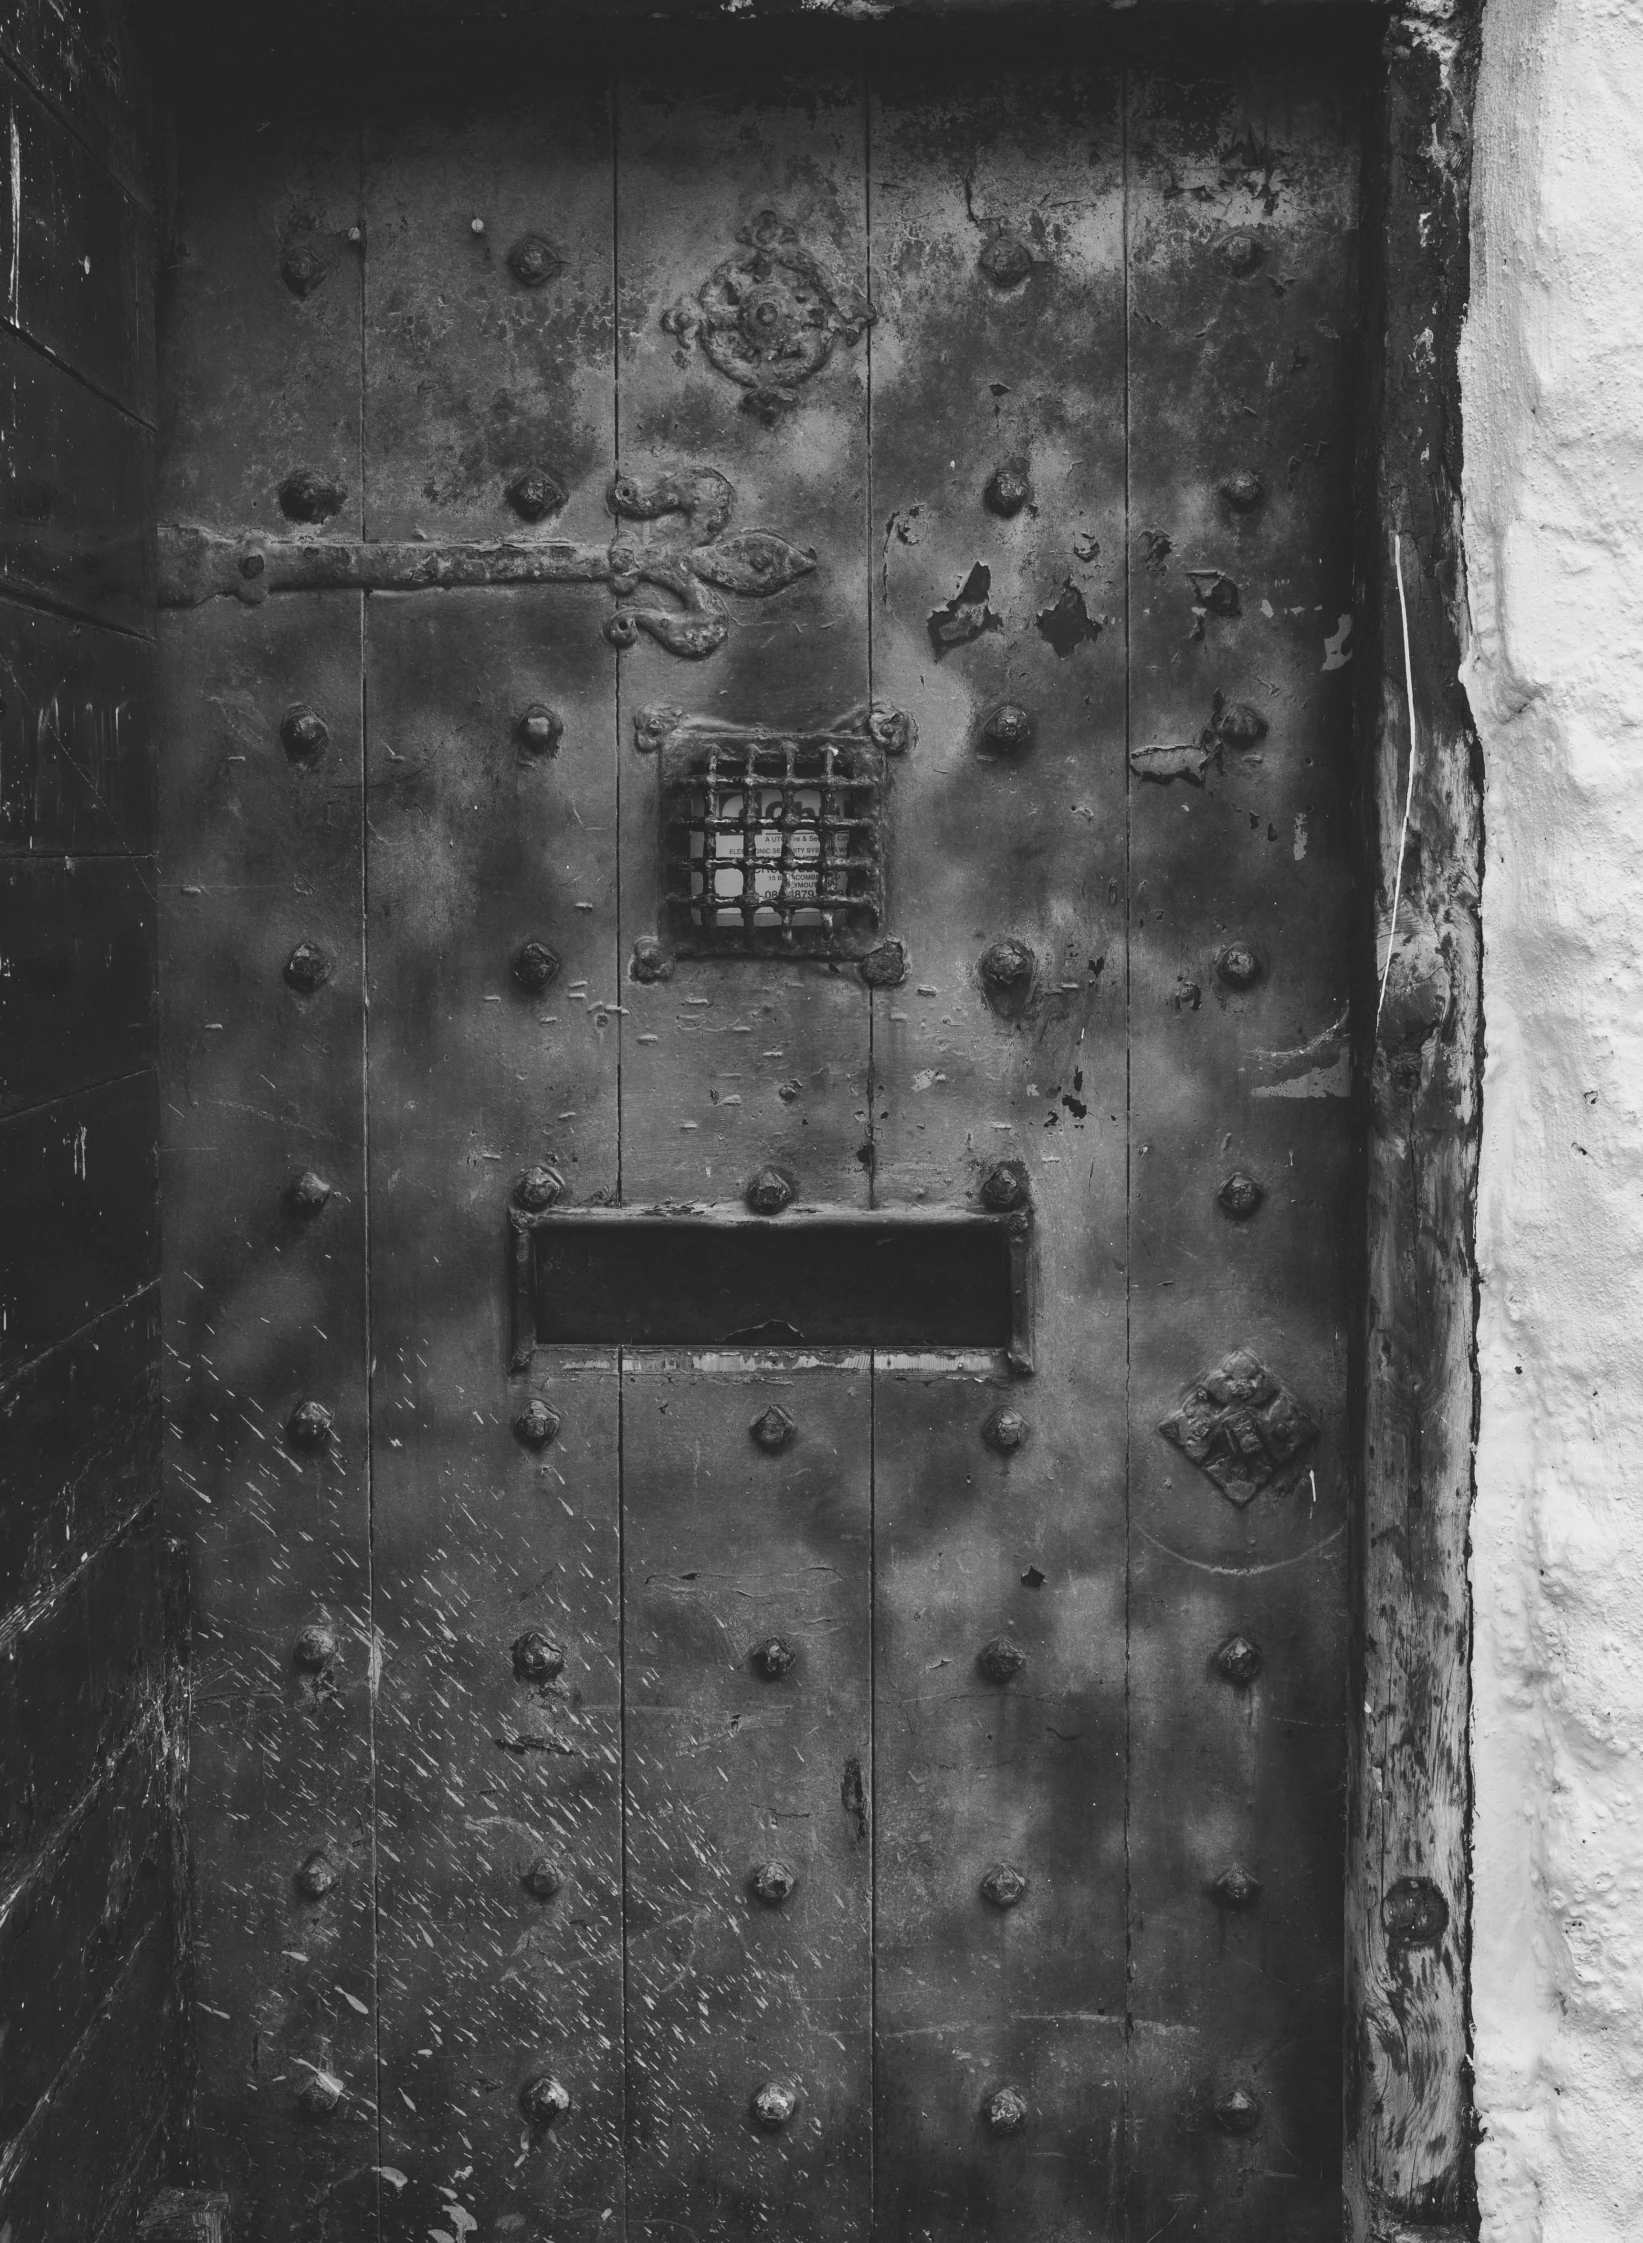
1158 1347 1318 1506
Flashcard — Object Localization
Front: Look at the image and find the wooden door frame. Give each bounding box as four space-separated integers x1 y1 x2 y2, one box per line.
145 5 1483 2237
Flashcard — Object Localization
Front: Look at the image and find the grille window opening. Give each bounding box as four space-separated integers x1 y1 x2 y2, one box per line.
662 730 886 958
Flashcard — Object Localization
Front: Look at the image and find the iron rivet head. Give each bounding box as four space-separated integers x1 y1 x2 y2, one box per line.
520 2074 571 2129
751 2079 798 2131
516 703 563 755
977 1634 1026 1683
979 233 1033 288
280 242 328 297
1220 469 1264 511
1215 1634 1263 1685
278 468 346 524
295 1849 336 1899
867 703 916 755
292 1623 337 1670
514 1164 564 1211
745 1164 797 1216
605 611 640 650
1218 230 1264 277
861 938 908 990
981 702 1035 754
630 935 673 984
522 1856 563 1901
978 936 1037 1015
1382 1875 1449 1949
1218 1172 1263 1220
1216 942 1261 991
296 2068 343 2118
980 1862 1029 1909
750 1405 796 1456
512 1631 565 1684
750 1859 796 1906
280 704 329 762
633 705 681 754
983 467 1031 517
508 234 563 288
1214 2088 1261 2135
514 1400 561 1449
507 466 566 523
513 940 561 992
240 550 266 578
750 1636 796 1681
347 225 362 245
470 217 486 236
981 1405 1029 1454
1216 700 1269 746
1212 1865 1263 1910
983 2085 1029 2136
288 1169 333 1215
284 942 332 994
980 1158 1030 1213
287 1400 333 1450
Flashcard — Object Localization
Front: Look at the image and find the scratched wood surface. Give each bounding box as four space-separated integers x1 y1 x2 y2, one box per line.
0 595 155 854
0 332 152 632
363 585 624 2241
622 1356 872 2243
614 56 872 1206
158 591 376 2235
1124 62 1360 2239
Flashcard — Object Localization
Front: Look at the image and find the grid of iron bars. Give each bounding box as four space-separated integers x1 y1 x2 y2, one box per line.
660 731 886 957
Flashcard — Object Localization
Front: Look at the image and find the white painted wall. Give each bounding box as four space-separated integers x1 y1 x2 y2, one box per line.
1462 0 1643 2234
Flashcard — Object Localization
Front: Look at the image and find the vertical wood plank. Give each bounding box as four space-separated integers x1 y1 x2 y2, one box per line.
0 331 152 631
0 854 156 1115
622 1356 872 2243
159 591 375 2231
1125 57 1362 2239
0 596 154 855
615 55 872 1207
866 56 1130 2241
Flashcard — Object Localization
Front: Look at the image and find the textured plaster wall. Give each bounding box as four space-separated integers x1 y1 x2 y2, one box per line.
1462 0 1643 2234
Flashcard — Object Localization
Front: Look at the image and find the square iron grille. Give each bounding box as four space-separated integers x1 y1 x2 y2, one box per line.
660 729 886 958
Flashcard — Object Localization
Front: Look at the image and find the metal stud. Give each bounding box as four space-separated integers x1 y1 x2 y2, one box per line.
292 1623 337 1670
514 1400 561 1449
860 937 909 990
982 2085 1029 2136
507 467 566 523
512 1631 565 1684
976 1635 1026 1683
1220 469 1264 512
751 2080 798 2131
520 2074 571 2128
1218 1172 1263 1220
280 705 329 761
1212 1865 1262 1910
508 234 563 288
284 942 332 994
516 703 563 755
280 241 328 297
286 1400 333 1450
1218 230 1264 277
288 1169 333 1216
513 940 561 992
296 2068 343 2118
984 467 1031 517
977 937 1036 1017
750 1405 796 1456
979 1158 1030 1213
522 1856 563 1901
1215 1634 1263 1685
278 468 346 524
1382 1875 1449 1949
981 702 1035 754
1216 943 1261 991
514 1164 565 1212
294 1849 336 1900
980 1862 1029 1909
630 935 672 984
1216 701 1269 747
1214 2088 1261 2135
750 1860 796 1906
867 703 917 755
981 1405 1030 1455
745 1165 797 1216
978 234 1032 288
749 1636 796 1680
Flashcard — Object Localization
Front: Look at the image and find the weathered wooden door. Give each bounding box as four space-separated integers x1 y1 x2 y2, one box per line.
160 28 1360 2242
